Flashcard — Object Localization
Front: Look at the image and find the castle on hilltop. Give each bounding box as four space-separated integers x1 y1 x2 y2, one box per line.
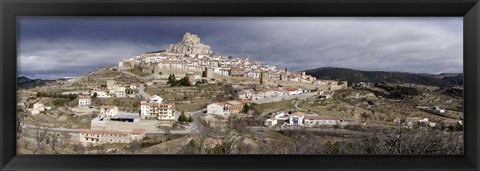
117 32 347 90
167 32 213 56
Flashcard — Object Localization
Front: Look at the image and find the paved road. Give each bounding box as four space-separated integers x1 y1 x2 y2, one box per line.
190 109 208 134
293 100 307 112
138 84 150 100
23 124 82 133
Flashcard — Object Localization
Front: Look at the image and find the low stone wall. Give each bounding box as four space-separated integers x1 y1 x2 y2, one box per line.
251 92 318 104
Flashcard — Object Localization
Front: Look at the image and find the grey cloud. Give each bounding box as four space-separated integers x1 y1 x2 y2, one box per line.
18 39 164 78
204 17 462 74
18 17 463 79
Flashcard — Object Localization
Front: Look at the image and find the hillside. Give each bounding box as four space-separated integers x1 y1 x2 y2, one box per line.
17 76 56 89
303 67 462 87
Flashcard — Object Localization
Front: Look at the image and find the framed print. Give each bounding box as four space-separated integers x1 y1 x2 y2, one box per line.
1 0 480 170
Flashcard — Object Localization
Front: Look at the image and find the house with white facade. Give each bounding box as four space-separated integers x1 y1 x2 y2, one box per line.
140 95 175 120
100 105 118 119
32 102 46 115
433 106 446 114
237 89 253 100
149 95 163 103
78 95 91 106
207 102 230 116
140 102 176 120
207 100 246 117
286 88 302 95
303 115 343 127
113 85 126 97
93 90 110 98
265 117 278 127
246 71 260 78
289 112 305 126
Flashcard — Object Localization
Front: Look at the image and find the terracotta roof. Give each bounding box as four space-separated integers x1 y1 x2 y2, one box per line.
292 112 305 117
236 99 247 104
304 115 342 121
230 67 244 71
101 105 117 109
132 128 146 134
215 102 230 106
286 88 298 92
227 100 242 105
78 95 91 100
442 119 460 124
266 117 277 121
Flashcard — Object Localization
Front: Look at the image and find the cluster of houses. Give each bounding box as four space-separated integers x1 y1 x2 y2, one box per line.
393 115 463 129
265 111 345 127
236 87 309 101
117 32 336 86
91 80 140 98
83 95 175 146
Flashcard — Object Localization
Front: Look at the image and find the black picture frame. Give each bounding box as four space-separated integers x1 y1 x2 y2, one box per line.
1 0 479 170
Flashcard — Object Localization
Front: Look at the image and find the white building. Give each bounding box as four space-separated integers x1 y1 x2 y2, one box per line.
265 117 278 127
286 88 302 96
145 56 166 63
78 95 91 106
94 90 110 98
289 112 305 126
149 95 163 104
79 128 145 145
113 85 126 97
303 115 343 126
139 95 175 120
246 71 260 78
100 105 118 119
207 100 246 117
140 102 175 120
32 102 46 115
237 90 253 99
433 106 446 114
207 102 229 116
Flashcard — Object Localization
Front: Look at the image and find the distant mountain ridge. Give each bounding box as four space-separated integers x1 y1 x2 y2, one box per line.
303 67 462 87
17 76 56 89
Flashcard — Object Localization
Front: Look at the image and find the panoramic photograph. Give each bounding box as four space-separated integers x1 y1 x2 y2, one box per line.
16 17 464 155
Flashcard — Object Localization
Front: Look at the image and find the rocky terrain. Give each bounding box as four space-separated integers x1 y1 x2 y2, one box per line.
167 32 213 55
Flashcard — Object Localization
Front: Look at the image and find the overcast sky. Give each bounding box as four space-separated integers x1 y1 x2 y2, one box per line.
18 17 463 79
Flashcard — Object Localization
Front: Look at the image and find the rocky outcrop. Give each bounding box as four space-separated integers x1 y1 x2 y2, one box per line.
167 32 213 55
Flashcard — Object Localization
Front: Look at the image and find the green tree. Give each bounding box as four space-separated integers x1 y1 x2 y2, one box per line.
178 111 188 122
241 103 251 113
187 116 193 123
125 88 134 94
167 74 176 85
179 75 191 86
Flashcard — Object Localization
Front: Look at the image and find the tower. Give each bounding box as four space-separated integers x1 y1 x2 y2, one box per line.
203 67 213 78
260 72 270 85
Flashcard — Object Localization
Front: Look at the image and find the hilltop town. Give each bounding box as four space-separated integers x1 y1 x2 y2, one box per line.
16 33 464 154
